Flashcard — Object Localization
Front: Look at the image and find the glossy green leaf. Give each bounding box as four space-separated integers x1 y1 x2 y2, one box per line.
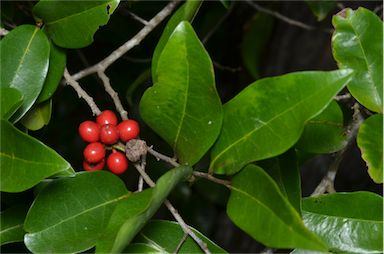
152 3 202 82
241 13 274 79
0 88 23 120
141 22 223 166
357 114 383 183
0 120 75 193
33 0 120 48
0 25 50 122
36 41 66 103
257 149 301 214
124 243 162 253
219 0 230 9
0 205 29 245
130 220 226 253
20 100 52 131
96 166 193 253
306 1 336 21
332 8 383 112
210 70 353 175
227 165 327 251
303 192 383 253
296 100 347 154
24 171 129 253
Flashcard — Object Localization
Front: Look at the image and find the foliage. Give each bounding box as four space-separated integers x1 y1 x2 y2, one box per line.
0 1 382 253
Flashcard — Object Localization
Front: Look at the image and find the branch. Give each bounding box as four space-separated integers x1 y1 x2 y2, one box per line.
63 69 101 116
192 171 231 187
311 103 364 196
72 1 179 81
0 28 9 36
147 146 180 167
334 93 351 101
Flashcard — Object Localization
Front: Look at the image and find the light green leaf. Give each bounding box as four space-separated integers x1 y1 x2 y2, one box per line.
296 100 347 154
152 3 202 82
306 1 336 21
130 220 226 253
241 12 274 79
303 192 383 253
33 0 120 48
20 99 52 131
24 171 129 253
96 166 193 253
0 205 29 245
257 149 301 214
210 70 353 175
332 8 383 112
227 165 327 251
0 88 23 120
357 114 383 183
0 25 50 122
0 120 75 193
37 41 66 102
141 21 223 166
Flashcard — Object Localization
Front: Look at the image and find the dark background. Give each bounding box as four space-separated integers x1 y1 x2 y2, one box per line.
1 1 382 253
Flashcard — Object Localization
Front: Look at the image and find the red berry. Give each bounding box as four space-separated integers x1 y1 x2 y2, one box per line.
107 151 128 174
79 121 100 143
100 124 119 145
83 142 105 163
117 120 140 142
83 159 105 171
96 110 118 126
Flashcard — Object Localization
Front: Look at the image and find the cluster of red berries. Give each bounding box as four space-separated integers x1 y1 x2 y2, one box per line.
79 110 140 174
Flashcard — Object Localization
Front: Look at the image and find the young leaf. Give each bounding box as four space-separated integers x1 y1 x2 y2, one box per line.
130 220 226 253
0 25 50 122
20 99 52 131
96 166 193 253
152 2 202 82
36 41 66 103
210 70 353 175
0 88 23 120
305 1 336 21
0 205 29 245
24 171 129 253
357 114 383 183
33 0 120 48
257 149 302 214
303 192 383 253
140 21 223 166
227 165 327 251
332 8 383 113
296 100 347 154
0 120 75 193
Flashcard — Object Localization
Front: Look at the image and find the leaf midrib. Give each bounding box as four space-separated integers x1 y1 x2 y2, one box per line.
0 152 68 168
0 223 23 235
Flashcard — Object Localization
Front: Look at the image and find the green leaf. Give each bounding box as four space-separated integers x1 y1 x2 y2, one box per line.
36 41 66 103
0 25 50 122
357 114 383 183
20 99 52 131
0 205 29 245
24 171 129 253
227 165 327 251
296 100 347 154
305 1 336 21
257 149 301 214
219 0 230 9
130 220 226 253
152 3 202 82
141 21 223 166
303 192 383 253
210 70 353 175
0 88 23 120
96 166 193 253
332 8 383 113
33 0 120 48
0 120 75 193
124 243 162 253
241 13 274 79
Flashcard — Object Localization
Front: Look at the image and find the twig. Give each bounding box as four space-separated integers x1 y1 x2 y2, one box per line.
127 10 149 25
334 93 351 101
97 71 128 120
192 171 231 187
138 153 146 192
63 69 101 116
173 233 188 254
202 2 234 44
147 146 180 167
311 103 364 196
213 61 242 73
72 1 179 81
0 28 9 36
